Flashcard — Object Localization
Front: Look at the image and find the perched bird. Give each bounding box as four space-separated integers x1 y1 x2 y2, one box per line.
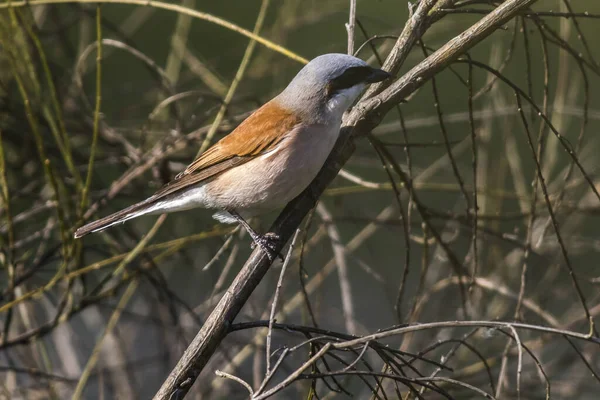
74 53 390 260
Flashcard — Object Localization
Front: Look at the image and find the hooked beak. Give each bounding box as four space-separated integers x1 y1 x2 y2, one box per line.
365 68 392 83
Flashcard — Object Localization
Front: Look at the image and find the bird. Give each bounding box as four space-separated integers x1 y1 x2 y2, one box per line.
74 53 391 260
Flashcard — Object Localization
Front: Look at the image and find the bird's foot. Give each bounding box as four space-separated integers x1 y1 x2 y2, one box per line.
251 232 283 262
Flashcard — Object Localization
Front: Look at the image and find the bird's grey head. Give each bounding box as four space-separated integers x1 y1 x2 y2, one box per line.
277 53 391 122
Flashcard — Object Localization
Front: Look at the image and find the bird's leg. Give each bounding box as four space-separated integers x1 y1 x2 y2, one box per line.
226 210 282 262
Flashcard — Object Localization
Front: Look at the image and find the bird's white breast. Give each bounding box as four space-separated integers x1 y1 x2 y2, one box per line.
202 122 340 218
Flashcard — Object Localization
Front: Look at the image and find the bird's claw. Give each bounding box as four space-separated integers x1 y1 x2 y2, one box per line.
251 232 283 262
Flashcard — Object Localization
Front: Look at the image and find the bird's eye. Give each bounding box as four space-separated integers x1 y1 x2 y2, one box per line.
327 66 373 97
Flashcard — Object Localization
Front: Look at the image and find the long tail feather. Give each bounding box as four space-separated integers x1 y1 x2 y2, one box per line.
74 198 157 238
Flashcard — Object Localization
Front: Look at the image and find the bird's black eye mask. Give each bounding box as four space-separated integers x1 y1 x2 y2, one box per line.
326 66 373 97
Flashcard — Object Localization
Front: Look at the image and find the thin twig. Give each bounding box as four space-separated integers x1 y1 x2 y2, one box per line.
346 0 356 55
265 229 300 374
317 203 357 335
215 370 254 396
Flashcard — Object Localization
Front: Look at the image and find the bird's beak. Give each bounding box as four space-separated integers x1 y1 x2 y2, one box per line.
365 68 392 83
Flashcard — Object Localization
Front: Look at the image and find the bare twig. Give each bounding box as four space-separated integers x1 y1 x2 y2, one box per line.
346 0 356 55
317 203 357 335
215 370 254 396
264 229 299 374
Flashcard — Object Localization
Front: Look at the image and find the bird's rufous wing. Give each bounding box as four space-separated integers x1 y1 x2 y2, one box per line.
151 100 300 200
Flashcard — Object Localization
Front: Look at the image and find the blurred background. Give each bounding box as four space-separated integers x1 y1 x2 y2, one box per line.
1 0 600 398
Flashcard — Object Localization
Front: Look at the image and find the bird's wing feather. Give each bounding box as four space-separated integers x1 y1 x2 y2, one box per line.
152 100 300 200
74 101 300 238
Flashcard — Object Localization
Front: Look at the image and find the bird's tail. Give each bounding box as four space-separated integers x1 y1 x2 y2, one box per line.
74 197 158 238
